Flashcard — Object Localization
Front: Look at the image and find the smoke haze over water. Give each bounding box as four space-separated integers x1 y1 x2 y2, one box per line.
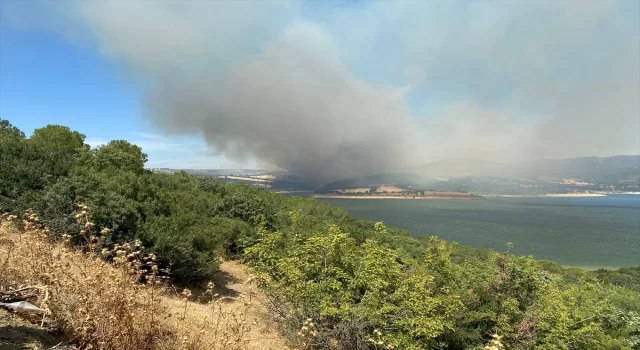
4 0 639 183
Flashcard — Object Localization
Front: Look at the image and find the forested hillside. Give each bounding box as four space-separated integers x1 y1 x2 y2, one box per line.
1 119 639 350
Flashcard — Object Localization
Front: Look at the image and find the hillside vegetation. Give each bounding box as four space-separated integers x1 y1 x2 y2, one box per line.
0 212 284 350
1 119 639 349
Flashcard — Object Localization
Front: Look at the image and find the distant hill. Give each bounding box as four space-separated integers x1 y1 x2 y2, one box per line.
415 155 640 180
527 155 640 184
318 155 640 195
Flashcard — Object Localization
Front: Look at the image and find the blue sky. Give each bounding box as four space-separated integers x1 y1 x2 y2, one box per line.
0 0 638 175
0 24 226 168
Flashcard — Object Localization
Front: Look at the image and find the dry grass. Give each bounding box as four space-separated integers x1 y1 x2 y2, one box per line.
0 209 287 350
164 261 287 350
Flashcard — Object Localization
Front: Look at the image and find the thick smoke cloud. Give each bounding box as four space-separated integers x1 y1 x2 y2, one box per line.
4 0 639 182
143 23 420 183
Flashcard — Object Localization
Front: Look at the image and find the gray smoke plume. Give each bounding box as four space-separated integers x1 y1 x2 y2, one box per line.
143 24 420 183
3 0 639 183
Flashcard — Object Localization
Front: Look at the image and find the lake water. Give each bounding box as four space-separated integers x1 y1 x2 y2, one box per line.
320 195 640 269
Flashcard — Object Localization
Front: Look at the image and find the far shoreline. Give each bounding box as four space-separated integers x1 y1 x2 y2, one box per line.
486 192 640 198
314 192 640 199
313 194 486 200
560 264 630 271
486 193 606 198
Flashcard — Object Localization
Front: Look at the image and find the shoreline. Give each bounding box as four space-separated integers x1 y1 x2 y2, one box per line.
560 264 624 271
486 192 640 198
313 194 486 200
276 190 313 194
485 193 606 198
314 192 640 199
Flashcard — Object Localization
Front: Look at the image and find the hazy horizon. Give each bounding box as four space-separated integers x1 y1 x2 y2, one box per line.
144 154 640 171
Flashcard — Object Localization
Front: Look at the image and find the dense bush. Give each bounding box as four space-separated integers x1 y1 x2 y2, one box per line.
245 222 463 349
246 217 640 349
595 267 640 291
1 118 639 349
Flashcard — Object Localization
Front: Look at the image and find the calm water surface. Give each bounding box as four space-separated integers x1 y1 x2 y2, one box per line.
320 195 640 269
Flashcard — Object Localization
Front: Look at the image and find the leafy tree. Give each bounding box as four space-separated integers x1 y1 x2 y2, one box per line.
0 119 28 206
27 124 87 179
215 188 276 227
88 140 148 175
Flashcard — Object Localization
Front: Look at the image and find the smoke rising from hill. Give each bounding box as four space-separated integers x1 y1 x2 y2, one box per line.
5 0 639 183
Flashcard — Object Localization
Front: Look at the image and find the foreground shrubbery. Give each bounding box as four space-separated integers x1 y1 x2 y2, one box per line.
0 119 409 285
2 119 640 349
246 216 640 350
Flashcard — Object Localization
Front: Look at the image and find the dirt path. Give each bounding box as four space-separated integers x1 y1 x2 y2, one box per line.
162 260 288 350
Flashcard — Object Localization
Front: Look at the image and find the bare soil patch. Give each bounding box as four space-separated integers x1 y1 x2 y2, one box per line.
162 261 287 350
